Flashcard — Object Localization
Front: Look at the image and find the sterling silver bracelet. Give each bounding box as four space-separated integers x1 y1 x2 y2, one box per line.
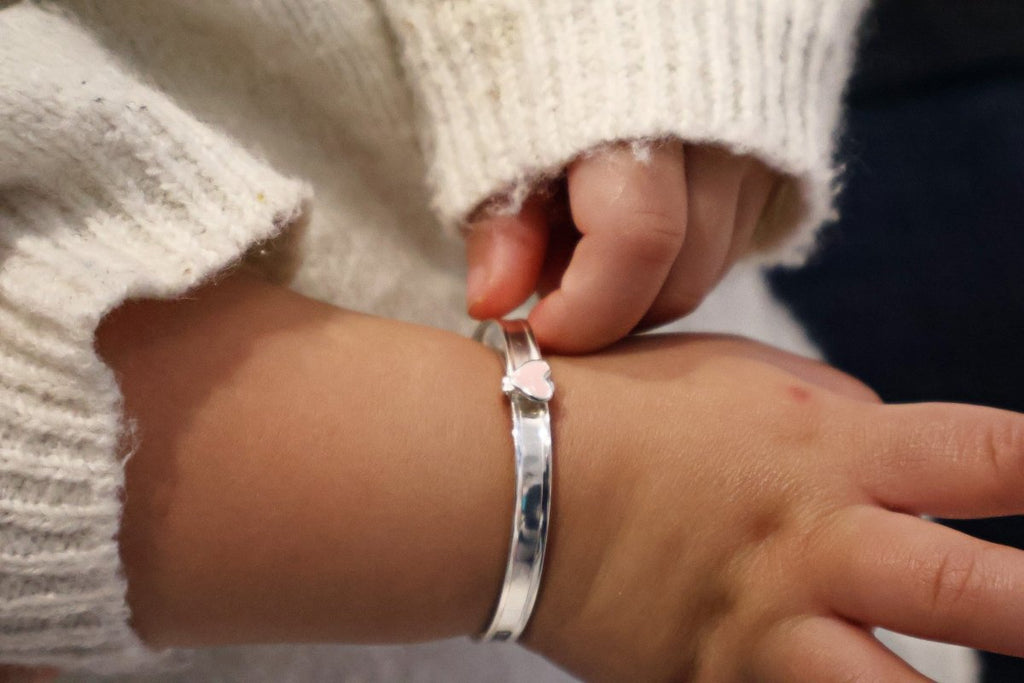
474 319 554 642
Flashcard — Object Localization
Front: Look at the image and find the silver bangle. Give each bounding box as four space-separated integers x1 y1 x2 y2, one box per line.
474 319 554 642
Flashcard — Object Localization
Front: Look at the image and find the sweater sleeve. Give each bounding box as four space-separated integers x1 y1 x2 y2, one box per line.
0 3 309 672
381 0 868 262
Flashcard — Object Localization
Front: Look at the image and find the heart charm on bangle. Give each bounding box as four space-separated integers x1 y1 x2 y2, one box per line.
502 360 555 402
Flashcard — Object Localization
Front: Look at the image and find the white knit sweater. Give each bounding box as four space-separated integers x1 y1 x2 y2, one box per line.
0 0 866 674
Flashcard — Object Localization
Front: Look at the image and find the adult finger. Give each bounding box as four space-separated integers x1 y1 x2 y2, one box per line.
465 197 549 319
752 615 927 683
818 506 1024 658
640 146 743 329
529 141 688 353
855 401 1024 518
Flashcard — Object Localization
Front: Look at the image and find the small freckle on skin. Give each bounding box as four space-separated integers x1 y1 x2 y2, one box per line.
787 385 812 403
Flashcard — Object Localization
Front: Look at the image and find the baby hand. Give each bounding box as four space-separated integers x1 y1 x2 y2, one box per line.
465 141 780 352
533 334 1024 680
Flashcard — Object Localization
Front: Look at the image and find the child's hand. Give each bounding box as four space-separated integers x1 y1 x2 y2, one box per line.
465 142 780 352
528 334 1024 680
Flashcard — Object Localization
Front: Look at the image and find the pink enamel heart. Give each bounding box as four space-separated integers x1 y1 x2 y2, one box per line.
508 360 554 401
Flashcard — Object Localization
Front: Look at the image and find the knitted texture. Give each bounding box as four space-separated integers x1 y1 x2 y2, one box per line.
385 0 868 261
0 0 865 673
60 0 471 329
0 4 308 671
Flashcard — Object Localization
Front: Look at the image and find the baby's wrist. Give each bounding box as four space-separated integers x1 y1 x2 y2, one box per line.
515 357 636 666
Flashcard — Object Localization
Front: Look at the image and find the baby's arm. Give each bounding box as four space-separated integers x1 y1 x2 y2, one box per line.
100 271 1024 681
382 0 868 352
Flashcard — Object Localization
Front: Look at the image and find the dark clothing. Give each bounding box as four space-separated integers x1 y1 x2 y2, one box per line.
851 0 1024 101
771 80 1024 410
769 2 1024 679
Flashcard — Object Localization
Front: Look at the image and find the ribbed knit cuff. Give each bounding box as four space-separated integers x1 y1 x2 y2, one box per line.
388 0 868 262
0 4 310 672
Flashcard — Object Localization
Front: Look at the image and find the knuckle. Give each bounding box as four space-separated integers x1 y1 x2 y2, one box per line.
795 503 852 572
979 416 1024 481
926 547 982 616
620 210 686 267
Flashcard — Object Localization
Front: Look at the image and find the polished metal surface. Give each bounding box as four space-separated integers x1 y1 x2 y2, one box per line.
474 319 554 642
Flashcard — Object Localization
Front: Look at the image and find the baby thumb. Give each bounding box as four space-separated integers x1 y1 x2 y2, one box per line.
465 200 549 319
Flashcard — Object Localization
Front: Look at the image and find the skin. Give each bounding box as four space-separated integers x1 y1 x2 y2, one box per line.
0 667 56 683
465 141 782 353
88 272 1024 681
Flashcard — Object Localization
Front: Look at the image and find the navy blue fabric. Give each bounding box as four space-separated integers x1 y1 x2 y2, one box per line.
771 79 1024 409
768 70 1024 683
851 0 1024 100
